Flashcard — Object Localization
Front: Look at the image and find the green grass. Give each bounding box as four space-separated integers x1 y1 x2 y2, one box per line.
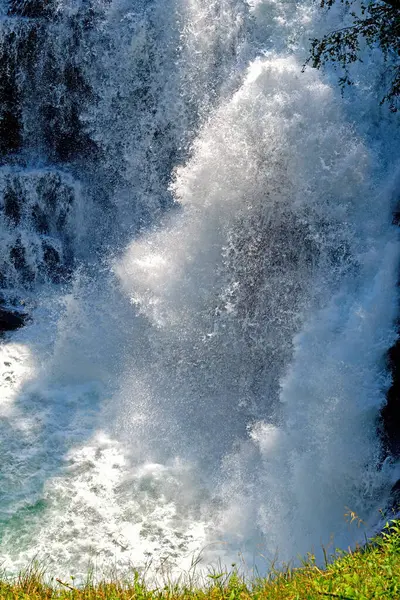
1 519 400 599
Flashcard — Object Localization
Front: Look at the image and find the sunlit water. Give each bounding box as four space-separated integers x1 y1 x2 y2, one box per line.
0 0 400 582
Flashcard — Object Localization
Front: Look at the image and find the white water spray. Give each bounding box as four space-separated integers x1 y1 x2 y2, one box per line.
0 0 399 580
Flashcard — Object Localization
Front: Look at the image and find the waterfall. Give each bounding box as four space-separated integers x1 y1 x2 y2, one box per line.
0 0 399 581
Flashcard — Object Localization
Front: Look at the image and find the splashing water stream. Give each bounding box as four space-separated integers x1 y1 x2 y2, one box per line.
0 0 400 581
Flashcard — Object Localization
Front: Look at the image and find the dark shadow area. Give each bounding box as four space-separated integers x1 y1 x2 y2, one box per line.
8 0 55 19
381 336 400 460
379 211 400 510
0 304 28 332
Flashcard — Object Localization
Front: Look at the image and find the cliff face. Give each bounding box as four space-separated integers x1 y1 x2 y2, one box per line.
380 207 400 491
0 1 98 298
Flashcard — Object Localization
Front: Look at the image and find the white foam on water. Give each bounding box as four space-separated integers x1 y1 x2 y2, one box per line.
1 0 400 581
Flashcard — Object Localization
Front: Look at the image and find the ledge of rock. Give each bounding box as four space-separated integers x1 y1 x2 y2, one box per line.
0 305 28 332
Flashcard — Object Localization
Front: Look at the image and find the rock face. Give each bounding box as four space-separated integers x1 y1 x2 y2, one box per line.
0 2 98 298
381 338 400 460
380 289 400 511
0 305 27 333
8 0 54 19
0 169 78 289
380 209 400 509
0 2 103 339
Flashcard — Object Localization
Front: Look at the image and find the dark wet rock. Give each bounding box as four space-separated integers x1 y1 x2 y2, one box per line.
31 202 49 234
39 60 99 163
380 338 400 459
0 32 22 158
380 205 400 462
0 170 78 287
42 241 63 281
0 305 28 332
0 9 98 165
3 182 22 225
382 331 400 513
8 0 54 19
10 237 35 283
0 21 43 162
389 479 400 512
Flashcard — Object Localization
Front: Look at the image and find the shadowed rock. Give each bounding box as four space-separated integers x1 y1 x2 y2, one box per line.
8 0 54 19
381 338 400 459
0 305 28 332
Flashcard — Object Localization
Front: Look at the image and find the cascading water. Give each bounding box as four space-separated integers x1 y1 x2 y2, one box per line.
1 0 400 581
